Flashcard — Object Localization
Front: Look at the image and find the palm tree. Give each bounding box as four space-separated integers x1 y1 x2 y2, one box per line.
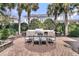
6 3 16 29
56 3 75 36
23 3 39 28
0 3 9 29
72 4 79 14
0 3 15 16
0 3 6 15
0 3 39 35
47 3 75 36
7 3 24 35
6 3 16 20
64 4 70 36
17 3 23 35
62 3 74 36
47 3 62 35
0 3 16 28
16 3 39 35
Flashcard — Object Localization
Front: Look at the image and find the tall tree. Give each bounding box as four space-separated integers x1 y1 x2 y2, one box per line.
0 3 6 15
47 3 75 36
23 3 39 28
0 3 9 29
47 3 62 35
0 3 16 26
0 3 39 35
6 3 16 21
62 3 74 36
16 3 39 34
17 3 23 35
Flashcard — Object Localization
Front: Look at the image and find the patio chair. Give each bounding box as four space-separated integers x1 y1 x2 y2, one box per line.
22 31 26 37
26 30 35 44
41 32 48 45
48 37 55 43
43 32 49 45
25 36 33 45
41 37 47 45
44 32 55 43
33 37 40 45
32 32 43 45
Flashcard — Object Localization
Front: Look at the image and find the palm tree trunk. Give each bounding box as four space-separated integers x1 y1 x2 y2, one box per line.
9 9 11 28
27 12 30 29
18 15 21 35
18 3 22 35
64 13 68 36
28 16 30 24
54 13 57 36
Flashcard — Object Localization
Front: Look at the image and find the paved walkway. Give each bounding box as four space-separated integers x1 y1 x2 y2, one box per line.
0 37 31 56
0 37 79 56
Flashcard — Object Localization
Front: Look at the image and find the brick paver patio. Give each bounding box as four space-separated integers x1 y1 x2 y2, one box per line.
0 37 78 56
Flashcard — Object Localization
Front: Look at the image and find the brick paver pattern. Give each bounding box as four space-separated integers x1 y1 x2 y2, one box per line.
0 37 78 56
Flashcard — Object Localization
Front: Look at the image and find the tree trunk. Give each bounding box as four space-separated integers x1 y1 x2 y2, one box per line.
18 3 22 35
27 12 30 29
18 15 21 35
9 9 11 28
54 13 57 36
64 13 68 36
28 16 30 24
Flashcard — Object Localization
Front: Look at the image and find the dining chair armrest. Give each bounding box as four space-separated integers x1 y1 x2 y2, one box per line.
25 37 29 40
50 38 55 41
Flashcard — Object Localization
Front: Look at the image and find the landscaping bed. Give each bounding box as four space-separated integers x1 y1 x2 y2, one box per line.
0 28 16 52
0 39 13 52
64 40 79 54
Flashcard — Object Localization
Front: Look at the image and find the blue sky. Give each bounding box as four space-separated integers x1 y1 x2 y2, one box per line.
31 3 48 14
6 3 79 20
11 3 48 17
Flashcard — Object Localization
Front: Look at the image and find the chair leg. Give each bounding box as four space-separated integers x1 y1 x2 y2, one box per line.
26 39 32 45
39 41 40 45
53 41 56 48
39 37 41 45
33 42 34 46
46 39 48 46
32 39 34 46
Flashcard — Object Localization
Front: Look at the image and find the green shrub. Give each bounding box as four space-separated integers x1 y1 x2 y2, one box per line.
29 19 43 29
56 23 64 34
0 33 1 39
5 23 10 29
11 23 18 31
43 18 55 30
0 28 16 40
0 25 2 29
0 29 9 40
21 23 28 31
68 23 79 37
68 29 79 37
7 28 16 35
